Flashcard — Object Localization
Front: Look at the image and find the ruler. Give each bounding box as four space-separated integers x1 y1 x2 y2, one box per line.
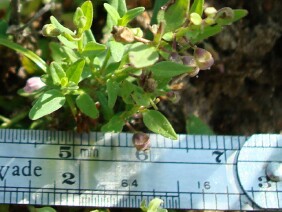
0 129 281 210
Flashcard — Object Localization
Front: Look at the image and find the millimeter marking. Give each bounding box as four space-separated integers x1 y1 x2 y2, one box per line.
0 129 281 210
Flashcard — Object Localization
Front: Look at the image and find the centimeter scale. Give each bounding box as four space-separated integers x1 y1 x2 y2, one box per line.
0 129 282 210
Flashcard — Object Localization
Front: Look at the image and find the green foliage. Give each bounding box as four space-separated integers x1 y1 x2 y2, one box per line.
0 38 47 72
104 3 121 26
29 89 66 120
76 93 99 119
119 7 145 26
150 61 193 78
141 198 167 212
0 205 9 212
28 206 57 212
0 0 247 138
129 42 159 68
190 0 204 15
186 114 214 135
143 110 177 140
158 0 190 33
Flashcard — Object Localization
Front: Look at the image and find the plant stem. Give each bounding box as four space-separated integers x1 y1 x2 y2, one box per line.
149 98 158 110
66 95 77 118
100 49 111 75
0 110 28 128
77 32 84 52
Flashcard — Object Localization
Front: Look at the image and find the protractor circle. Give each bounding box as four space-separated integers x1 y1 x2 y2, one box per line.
237 134 282 209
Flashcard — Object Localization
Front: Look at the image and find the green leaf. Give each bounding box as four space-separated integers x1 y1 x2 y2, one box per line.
0 204 9 212
49 42 79 62
215 8 247 26
66 59 85 84
29 206 57 212
103 0 127 34
0 20 8 38
84 29 96 43
118 80 136 104
76 93 99 119
0 38 47 72
233 9 248 22
97 91 114 121
129 42 159 68
49 42 66 61
147 198 166 212
73 7 84 28
118 7 145 26
109 40 124 62
110 0 127 16
50 16 74 35
132 89 151 107
161 0 190 32
189 25 222 43
107 79 119 108
29 89 66 120
101 114 125 132
104 3 121 26
140 199 147 211
190 0 204 15
83 41 107 56
186 114 214 135
50 16 77 49
150 61 193 78
151 0 169 25
143 110 177 140
81 0 93 30
49 62 66 85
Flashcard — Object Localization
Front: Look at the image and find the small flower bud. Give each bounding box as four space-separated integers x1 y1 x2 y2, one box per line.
42 24 61 37
73 8 87 29
182 55 196 66
166 91 181 103
144 78 158 93
112 26 135 43
194 47 214 70
76 16 87 29
182 55 200 77
215 7 234 25
132 132 150 151
23 77 46 93
169 52 182 63
204 7 217 17
182 56 198 74
204 17 215 25
190 13 202 25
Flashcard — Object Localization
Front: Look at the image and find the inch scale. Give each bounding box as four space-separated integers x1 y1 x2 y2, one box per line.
0 129 281 210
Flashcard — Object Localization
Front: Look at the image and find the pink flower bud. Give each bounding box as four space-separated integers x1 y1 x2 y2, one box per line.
23 77 46 93
182 55 197 66
194 48 214 70
182 55 200 77
132 132 150 151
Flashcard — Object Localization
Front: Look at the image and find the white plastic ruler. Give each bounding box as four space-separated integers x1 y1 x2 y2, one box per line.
0 129 281 210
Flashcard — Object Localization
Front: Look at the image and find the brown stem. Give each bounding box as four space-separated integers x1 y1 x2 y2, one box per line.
8 2 53 34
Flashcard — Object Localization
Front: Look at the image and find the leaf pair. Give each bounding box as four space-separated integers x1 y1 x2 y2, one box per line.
29 90 98 120
104 3 145 27
48 60 85 87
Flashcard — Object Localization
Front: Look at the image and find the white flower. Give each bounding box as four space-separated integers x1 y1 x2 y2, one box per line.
23 77 46 93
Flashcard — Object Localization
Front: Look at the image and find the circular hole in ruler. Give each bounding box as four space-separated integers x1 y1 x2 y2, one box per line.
237 134 282 209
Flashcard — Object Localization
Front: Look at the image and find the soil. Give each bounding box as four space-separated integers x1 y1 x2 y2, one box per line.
163 0 282 136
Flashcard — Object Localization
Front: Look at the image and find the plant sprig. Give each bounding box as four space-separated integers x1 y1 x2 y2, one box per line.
0 0 247 139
